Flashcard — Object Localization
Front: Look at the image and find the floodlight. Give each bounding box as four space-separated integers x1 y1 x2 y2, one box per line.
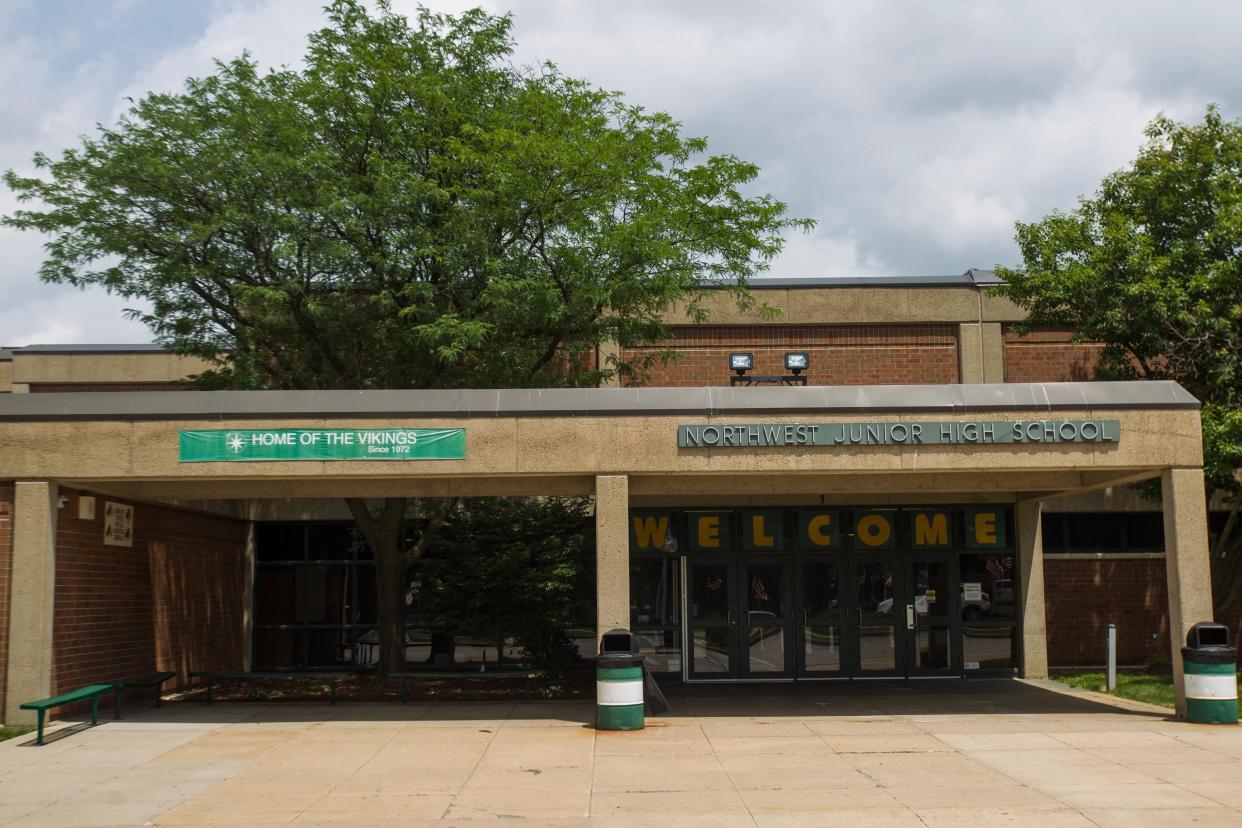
728 352 754 376
785 351 809 375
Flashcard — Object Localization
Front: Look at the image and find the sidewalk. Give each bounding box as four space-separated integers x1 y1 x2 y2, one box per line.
2 680 1241 826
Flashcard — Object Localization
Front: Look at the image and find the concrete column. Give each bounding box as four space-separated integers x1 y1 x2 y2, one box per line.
1016 499 1049 679
1162 467 1214 717
4 481 57 725
957 323 984 384
980 322 1005 383
595 474 630 642
598 341 621 388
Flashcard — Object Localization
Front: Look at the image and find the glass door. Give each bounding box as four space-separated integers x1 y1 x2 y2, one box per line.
906 554 958 675
796 558 846 677
739 558 793 678
686 558 738 679
849 555 902 676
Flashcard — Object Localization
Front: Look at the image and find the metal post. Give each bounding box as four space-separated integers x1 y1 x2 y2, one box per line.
1106 623 1117 691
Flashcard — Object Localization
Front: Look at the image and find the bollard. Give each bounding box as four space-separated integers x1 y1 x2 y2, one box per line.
1106 623 1117 691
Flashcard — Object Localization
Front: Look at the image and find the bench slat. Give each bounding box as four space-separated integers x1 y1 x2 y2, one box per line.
117 671 176 687
20 684 116 711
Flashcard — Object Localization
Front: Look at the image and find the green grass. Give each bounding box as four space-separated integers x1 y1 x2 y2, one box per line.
0 725 33 743
1052 670 1242 716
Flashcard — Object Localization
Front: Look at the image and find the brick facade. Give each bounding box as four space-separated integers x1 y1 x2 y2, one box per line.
624 324 960 386
1044 557 1171 666
1002 327 1104 383
0 483 12 718
51 489 248 706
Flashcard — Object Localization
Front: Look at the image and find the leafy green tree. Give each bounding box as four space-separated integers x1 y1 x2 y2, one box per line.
995 106 1242 612
414 497 593 669
3 1 809 672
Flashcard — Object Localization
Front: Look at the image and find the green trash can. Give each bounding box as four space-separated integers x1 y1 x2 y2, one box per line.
595 652 645 731
1182 622 1238 725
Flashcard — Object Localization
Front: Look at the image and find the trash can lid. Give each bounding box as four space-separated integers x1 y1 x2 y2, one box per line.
1182 645 1237 665
595 652 644 668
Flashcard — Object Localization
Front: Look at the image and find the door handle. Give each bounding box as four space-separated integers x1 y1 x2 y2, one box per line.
728 609 737 628
798 608 808 627
905 604 915 630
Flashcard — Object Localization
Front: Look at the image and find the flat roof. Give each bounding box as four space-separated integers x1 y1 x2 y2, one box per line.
742 269 1003 289
14 343 175 355
0 381 1198 422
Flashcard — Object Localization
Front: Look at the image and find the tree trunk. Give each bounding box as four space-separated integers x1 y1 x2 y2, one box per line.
430 633 456 667
346 497 409 676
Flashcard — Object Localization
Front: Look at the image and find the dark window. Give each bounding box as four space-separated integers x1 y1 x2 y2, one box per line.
1042 512 1171 555
252 522 375 671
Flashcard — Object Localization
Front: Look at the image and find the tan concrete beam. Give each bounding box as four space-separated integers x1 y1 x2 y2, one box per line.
4 481 57 725
595 475 630 643
12 352 212 385
1162 467 1214 718
1016 500 1049 679
0 408 1202 482
666 286 1028 326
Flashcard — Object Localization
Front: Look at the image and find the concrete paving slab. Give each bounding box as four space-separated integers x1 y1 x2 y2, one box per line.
3 680 1242 826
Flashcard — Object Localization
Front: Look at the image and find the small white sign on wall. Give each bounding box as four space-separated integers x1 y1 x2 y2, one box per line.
103 501 134 548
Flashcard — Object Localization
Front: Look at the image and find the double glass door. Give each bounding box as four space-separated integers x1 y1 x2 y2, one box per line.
686 553 960 680
687 557 793 679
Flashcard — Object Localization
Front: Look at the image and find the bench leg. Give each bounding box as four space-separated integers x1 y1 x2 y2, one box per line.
91 695 99 727
35 710 45 746
156 680 166 708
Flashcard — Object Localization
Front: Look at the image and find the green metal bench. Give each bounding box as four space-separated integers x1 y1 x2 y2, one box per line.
110 671 177 717
20 684 119 745
390 668 548 704
189 671 341 704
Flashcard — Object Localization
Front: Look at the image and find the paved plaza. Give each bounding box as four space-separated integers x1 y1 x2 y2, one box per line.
2 680 1242 826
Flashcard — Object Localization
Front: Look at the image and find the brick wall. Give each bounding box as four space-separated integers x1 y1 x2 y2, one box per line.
623 324 960 386
0 483 12 718
1044 557 1172 666
52 489 248 705
1003 327 1104 383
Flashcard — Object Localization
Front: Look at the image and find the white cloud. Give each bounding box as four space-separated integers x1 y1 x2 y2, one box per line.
2 0 1241 341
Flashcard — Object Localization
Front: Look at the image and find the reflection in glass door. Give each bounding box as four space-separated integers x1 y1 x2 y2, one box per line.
740 560 792 678
850 556 901 675
797 559 845 677
907 556 957 675
686 559 736 678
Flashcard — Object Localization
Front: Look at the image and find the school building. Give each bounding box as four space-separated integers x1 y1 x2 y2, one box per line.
0 270 1223 723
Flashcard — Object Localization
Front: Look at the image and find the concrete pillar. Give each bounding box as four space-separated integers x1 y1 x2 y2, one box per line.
980 322 1005 383
1162 467 1214 717
4 481 57 725
1016 499 1049 679
957 323 984 384
598 341 621 388
595 474 630 642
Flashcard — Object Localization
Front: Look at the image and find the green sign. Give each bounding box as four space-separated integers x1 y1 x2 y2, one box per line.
678 419 1119 448
179 428 465 462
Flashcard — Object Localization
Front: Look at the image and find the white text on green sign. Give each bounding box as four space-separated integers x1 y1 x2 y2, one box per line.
179 428 465 462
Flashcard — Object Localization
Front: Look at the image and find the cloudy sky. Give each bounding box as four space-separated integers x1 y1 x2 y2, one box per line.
2 0 1241 345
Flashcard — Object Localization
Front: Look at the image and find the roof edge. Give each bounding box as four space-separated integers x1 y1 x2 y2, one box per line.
0 381 1199 422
